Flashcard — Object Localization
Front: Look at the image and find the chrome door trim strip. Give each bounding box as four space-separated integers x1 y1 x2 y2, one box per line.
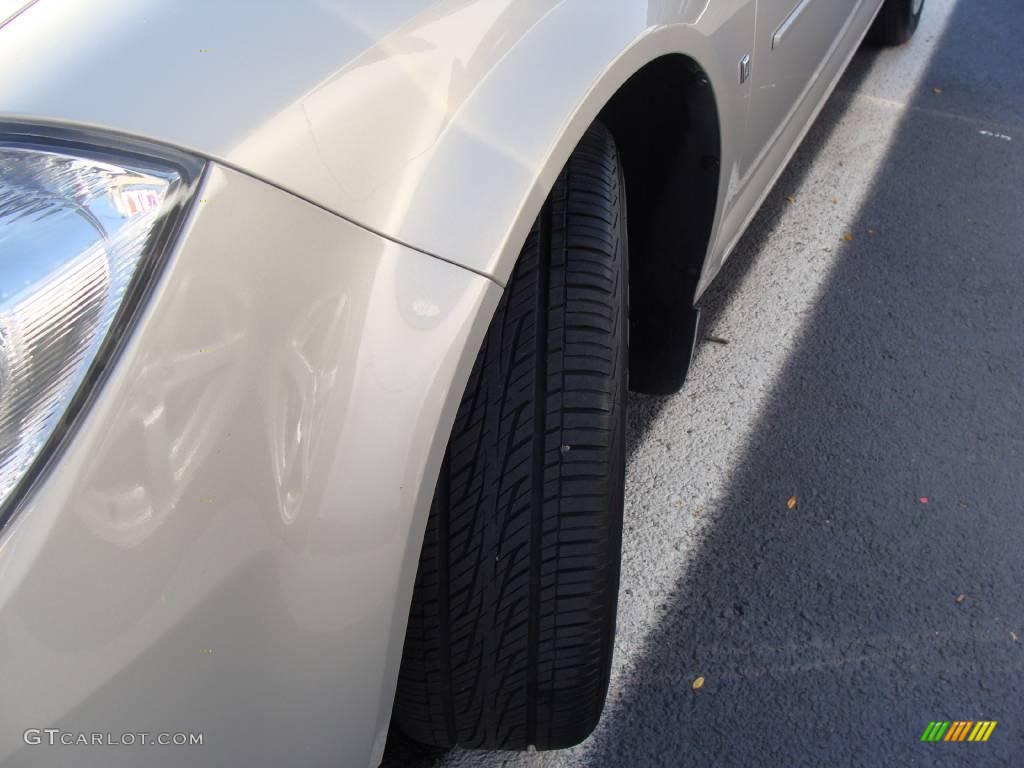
773 0 813 49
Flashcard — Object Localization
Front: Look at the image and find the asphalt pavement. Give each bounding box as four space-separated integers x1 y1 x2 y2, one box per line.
385 0 1024 764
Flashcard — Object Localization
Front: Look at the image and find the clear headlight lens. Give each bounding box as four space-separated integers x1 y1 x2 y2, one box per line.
0 139 194 517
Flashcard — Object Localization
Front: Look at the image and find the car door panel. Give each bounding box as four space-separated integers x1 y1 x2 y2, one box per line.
746 0 867 178
701 0 884 293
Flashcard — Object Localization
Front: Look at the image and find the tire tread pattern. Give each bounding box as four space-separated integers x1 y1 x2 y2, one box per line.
395 122 626 751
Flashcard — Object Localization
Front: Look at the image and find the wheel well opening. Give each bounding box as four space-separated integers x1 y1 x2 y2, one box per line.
599 54 722 395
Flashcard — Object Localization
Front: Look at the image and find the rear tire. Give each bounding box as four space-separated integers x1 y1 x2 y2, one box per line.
394 122 628 751
869 0 924 46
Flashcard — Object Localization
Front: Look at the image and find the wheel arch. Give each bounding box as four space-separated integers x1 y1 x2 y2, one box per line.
494 48 726 395
599 54 723 395
466 32 731 394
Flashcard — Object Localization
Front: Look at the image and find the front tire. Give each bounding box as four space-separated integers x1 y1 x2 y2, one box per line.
395 122 628 751
869 0 924 46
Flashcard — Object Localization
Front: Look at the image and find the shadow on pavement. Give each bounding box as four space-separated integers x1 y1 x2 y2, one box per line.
587 1 1024 766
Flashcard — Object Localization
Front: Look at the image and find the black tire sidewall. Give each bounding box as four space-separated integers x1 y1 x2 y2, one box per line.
870 0 923 45
395 123 629 751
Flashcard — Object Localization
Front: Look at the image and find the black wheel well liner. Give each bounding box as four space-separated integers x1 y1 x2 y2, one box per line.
598 54 722 395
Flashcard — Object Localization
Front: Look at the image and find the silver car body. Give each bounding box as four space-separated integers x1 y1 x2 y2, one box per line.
0 1 886 766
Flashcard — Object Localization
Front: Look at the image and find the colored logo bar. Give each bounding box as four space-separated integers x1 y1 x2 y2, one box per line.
920 721 997 742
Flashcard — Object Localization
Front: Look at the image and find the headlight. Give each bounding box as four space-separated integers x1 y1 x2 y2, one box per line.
0 128 201 524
